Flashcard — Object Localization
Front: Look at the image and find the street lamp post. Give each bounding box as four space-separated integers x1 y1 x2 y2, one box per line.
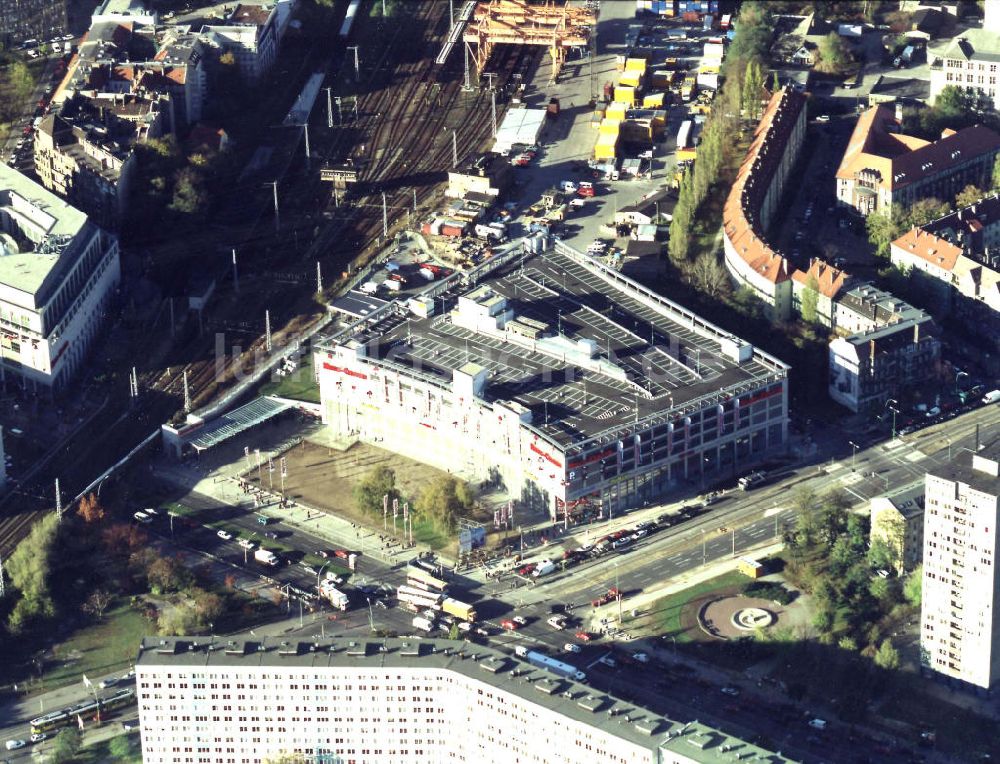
945 437 952 461
317 561 332 591
701 529 706 566
614 562 622 625
885 398 899 440
366 597 376 632
849 441 859 471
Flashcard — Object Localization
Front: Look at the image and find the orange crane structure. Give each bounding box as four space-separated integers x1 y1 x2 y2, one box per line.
463 0 596 83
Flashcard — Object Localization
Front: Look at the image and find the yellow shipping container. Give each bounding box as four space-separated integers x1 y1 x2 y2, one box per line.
594 132 618 160
619 71 643 89
642 92 664 108
606 102 628 120
624 57 648 74
599 118 621 135
613 86 636 106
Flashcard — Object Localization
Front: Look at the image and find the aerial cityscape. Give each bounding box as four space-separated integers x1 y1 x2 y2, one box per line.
0 0 999 762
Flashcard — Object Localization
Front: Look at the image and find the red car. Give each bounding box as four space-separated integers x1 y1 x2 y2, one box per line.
517 563 536 576
501 619 519 631
575 631 593 642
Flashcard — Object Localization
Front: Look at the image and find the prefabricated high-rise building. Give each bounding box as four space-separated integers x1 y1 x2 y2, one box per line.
921 437 1000 692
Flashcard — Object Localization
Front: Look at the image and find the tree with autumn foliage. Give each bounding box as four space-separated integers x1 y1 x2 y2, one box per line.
77 493 105 524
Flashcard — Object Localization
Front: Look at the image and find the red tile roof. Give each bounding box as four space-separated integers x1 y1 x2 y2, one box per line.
791 259 850 298
891 227 962 272
722 87 806 285
836 104 1000 191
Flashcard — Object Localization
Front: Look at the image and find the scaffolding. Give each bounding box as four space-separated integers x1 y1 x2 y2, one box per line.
463 0 596 84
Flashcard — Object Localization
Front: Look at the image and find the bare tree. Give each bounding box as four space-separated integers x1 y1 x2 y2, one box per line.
82 589 114 620
687 253 731 298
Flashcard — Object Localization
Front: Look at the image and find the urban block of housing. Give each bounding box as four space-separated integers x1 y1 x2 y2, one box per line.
0 163 120 390
722 81 1000 414
33 0 297 230
135 634 797 764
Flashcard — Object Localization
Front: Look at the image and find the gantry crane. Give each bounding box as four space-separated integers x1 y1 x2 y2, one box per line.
463 0 596 83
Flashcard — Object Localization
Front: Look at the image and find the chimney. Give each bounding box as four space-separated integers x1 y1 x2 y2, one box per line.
913 321 919 344
894 101 903 123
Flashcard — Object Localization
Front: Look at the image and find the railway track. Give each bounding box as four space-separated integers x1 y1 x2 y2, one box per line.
0 3 540 555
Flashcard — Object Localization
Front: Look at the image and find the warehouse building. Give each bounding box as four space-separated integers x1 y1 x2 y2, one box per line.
316 240 788 522
135 634 797 764
0 165 120 390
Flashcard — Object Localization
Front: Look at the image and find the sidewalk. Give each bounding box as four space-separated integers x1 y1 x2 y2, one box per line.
152 454 449 570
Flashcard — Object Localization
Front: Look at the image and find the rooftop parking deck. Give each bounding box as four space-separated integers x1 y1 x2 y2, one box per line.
331 244 786 449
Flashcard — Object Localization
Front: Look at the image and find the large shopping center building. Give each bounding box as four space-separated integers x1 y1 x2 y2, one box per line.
316 241 789 522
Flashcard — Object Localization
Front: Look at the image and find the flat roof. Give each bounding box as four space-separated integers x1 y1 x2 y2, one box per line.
321 244 787 450
0 164 90 298
330 290 390 319
136 635 796 763
928 437 1000 497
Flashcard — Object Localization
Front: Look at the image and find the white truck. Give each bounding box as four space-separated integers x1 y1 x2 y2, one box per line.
532 559 556 578
321 584 349 611
254 549 279 566
412 616 435 633
983 389 1000 405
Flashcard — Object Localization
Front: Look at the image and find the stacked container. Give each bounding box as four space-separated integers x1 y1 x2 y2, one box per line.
594 131 619 161
619 70 643 89
606 102 628 120
599 118 622 135
613 86 637 107
642 92 665 108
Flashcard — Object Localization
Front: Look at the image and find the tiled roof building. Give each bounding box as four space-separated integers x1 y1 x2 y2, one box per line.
890 194 1000 350
835 104 1000 217
723 87 850 322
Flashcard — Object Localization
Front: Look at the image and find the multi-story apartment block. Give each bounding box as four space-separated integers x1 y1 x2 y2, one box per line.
722 87 806 320
890 194 1000 351
833 283 930 336
827 312 940 413
198 1 296 84
135 635 797 764
929 1 1000 111
0 165 120 390
828 285 939 413
790 258 854 328
870 481 925 576
835 104 1000 218
34 93 166 230
723 87 850 321
921 437 1000 692
0 0 67 48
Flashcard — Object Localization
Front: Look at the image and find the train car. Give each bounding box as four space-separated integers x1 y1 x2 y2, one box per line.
31 688 136 735
339 0 361 38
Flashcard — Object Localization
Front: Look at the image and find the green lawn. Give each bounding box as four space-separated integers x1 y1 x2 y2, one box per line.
410 517 452 552
78 732 142 764
41 604 148 691
258 352 319 402
649 571 747 642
